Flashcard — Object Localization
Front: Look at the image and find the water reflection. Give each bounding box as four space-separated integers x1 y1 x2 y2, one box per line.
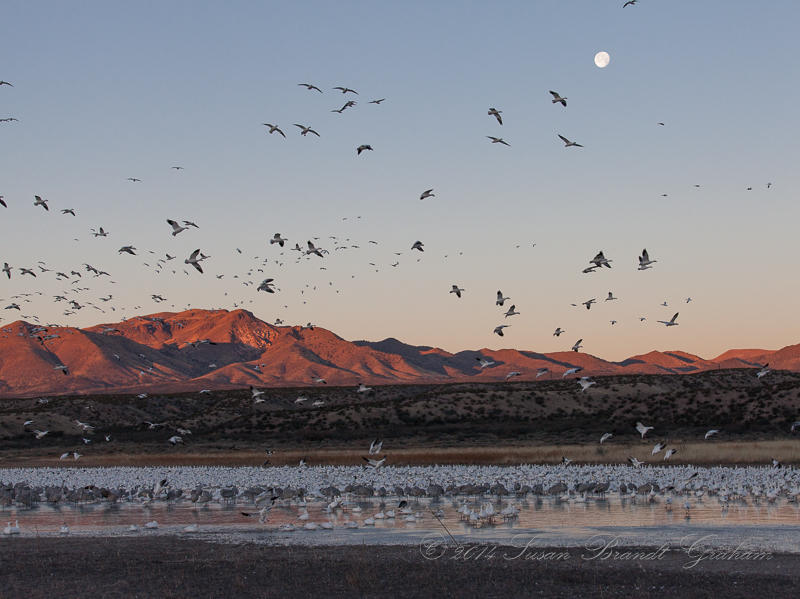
2 494 799 535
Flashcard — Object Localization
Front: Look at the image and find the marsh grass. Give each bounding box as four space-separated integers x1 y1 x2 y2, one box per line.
6 440 800 468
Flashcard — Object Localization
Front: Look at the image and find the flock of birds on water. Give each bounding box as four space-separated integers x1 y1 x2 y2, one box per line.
3 460 800 536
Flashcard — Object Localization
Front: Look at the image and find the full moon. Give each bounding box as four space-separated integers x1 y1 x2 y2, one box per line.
594 51 610 68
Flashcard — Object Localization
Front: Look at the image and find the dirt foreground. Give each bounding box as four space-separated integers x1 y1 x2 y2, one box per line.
1 537 798 598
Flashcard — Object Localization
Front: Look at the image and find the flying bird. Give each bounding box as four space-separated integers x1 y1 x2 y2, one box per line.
571 339 583 352
419 189 435 200
270 233 287 247
496 291 510 306
127 178 141 182
34 195 49 211
363 455 387 468
553 328 564 337
638 248 657 270
333 86 358 94
636 422 654 438
486 136 510 146
590 251 612 269
298 83 323 92
488 108 503 124
628 457 644 467
356 144 373 155
369 99 385 104
61 209 75 216
262 123 286 137
450 285 464 298
504 305 520 318
600 433 613 443
549 91 567 106
369 439 383 455
476 357 495 370
185 249 204 273
257 279 276 293
657 313 679 327
558 134 583 147
578 378 595 392
493 325 510 336
562 367 583 378
606 292 617 301
294 124 320 137
306 241 324 257
705 430 720 440
756 364 770 379
167 219 189 236
411 241 424 252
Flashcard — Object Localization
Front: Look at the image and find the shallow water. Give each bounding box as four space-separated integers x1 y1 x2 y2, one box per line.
3 494 800 539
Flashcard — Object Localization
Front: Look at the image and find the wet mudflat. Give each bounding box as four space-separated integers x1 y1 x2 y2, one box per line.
1 537 799 599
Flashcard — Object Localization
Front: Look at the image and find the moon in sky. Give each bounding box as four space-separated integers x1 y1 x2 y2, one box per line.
594 51 610 68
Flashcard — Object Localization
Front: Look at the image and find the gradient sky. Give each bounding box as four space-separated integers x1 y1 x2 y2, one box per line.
1 1 799 361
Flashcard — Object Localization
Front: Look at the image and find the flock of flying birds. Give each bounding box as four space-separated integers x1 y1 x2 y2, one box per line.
0 28 779 388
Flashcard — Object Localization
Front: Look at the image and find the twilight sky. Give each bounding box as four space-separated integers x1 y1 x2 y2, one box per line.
1 1 799 361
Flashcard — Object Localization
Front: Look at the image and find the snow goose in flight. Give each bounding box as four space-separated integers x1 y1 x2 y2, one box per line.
476 357 495 370
535 368 549 379
486 136 509 146
503 305 520 318
488 108 503 124
651 441 666 455
33 430 49 439
493 325 509 336
294 124 320 137
600 433 612 443
62 208 75 216
496 291 510 306
657 312 679 327
357 383 372 393
0 197 5 207
571 339 583 352
118 246 137 255
312 377 326 384
250 386 266 400
369 439 383 455
262 123 286 137
638 248 656 270
558 134 583 147
411 241 424 252
294 396 308 404
34 195 49 210
582 299 596 310
363 455 387 468
705 430 720 439
605 292 617 301
270 233 287 247
628 457 644 468
636 422 654 438
450 285 464 298
582 266 598 274
577 378 595 392
298 83 323 92
664 449 678 460
553 328 564 337
419 189 435 200
590 251 612 269
54 364 68 375
506 371 521 380
168 436 183 445
356 144 373 154
550 91 567 106
185 249 204 273
2 263 10 279
257 279 275 293
791 421 800 432
312 400 324 407
562 367 582 378
91 227 108 237
333 86 358 94
167 219 189 236
756 364 770 379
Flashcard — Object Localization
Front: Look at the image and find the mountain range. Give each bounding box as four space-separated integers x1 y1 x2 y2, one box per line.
0 309 793 397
